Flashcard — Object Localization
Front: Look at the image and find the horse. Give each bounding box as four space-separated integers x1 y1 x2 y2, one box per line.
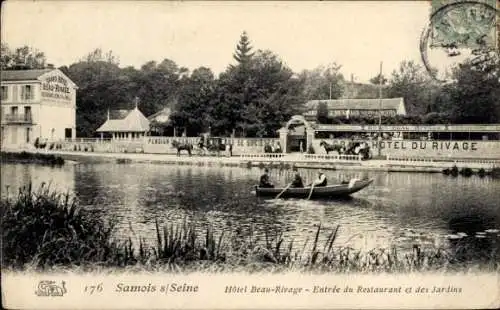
197 139 208 156
172 140 193 156
319 140 344 155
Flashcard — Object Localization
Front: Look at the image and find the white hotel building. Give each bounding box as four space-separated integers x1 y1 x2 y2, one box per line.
1 69 78 148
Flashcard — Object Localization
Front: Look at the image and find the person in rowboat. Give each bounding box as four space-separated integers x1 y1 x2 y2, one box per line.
259 168 274 188
310 170 327 187
290 167 304 188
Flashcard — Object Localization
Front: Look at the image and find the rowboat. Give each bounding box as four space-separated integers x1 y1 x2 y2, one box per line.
255 178 374 199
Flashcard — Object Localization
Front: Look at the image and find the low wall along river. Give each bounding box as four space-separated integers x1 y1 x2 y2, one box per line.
22 136 500 160
311 139 500 159
44 137 280 155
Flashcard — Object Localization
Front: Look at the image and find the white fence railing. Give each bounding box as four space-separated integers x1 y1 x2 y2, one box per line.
387 155 500 165
303 154 362 161
386 155 498 168
238 153 362 162
238 153 286 159
386 156 436 163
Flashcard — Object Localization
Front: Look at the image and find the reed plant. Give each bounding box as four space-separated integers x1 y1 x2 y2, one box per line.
1 183 132 270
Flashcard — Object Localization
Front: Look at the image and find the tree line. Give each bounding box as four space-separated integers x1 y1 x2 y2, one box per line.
1 33 499 138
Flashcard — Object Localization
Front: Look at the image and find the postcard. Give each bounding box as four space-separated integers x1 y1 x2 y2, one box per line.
1 0 499 309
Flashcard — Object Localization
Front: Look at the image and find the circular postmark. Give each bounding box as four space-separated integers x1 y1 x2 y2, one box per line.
420 0 499 83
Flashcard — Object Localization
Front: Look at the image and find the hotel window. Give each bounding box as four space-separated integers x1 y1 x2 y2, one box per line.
21 85 34 100
24 106 32 121
1 86 8 100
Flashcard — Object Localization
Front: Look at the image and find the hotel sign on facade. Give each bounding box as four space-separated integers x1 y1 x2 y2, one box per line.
316 124 500 132
41 74 73 102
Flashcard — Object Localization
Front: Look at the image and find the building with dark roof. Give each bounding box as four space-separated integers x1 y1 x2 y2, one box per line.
1 69 78 147
147 107 174 136
303 97 406 120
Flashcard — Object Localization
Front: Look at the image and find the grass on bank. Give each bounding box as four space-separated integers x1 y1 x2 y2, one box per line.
1 184 499 273
0 151 64 166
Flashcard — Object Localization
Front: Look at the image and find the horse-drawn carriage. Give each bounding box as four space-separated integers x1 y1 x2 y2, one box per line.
201 137 233 157
319 140 372 160
171 137 233 157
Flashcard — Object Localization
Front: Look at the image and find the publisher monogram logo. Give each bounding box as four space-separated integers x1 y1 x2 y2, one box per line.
35 280 67 297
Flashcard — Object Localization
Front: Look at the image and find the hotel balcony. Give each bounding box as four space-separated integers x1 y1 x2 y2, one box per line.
1 114 34 124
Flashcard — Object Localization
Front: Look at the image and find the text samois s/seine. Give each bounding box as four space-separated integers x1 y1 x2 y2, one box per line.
115 283 198 294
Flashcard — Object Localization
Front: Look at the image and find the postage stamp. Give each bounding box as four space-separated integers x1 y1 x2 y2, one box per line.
421 0 499 81
1 1 500 309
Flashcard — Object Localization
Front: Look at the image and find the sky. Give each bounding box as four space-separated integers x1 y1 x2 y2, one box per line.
2 1 435 83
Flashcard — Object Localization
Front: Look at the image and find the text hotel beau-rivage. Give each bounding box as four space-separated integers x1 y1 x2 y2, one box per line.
224 284 462 295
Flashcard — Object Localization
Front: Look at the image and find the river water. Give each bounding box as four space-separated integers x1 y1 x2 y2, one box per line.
2 162 500 255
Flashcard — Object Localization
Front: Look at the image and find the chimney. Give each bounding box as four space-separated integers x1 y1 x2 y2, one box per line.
47 64 55 69
134 97 139 110
107 109 110 120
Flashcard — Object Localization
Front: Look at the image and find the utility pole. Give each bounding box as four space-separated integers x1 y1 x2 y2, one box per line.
328 65 333 99
350 74 354 99
378 62 383 157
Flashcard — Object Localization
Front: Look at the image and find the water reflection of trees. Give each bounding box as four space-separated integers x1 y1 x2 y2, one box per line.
70 164 293 243
1 164 75 198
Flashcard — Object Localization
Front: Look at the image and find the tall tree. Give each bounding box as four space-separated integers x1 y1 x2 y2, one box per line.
170 67 216 135
300 63 345 100
133 58 182 116
65 49 133 137
0 44 47 70
447 57 500 123
387 60 435 115
230 50 304 137
233 31 254 66
1 43 13 69
369 73 388 85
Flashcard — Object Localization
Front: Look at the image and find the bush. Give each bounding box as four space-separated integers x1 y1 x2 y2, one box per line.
459 167 473 177
491 167 500 178
478 168 486 177
1 184 132 269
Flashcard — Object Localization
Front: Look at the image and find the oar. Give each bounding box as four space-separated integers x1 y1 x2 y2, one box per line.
275 182 292 199
307 182 315 200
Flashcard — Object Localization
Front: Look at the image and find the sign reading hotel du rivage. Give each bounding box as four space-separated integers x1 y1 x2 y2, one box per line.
40 72 73 102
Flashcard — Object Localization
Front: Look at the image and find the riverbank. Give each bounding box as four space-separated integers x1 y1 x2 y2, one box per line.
3 148 498 175
0 151 65 166
1 184 499 273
